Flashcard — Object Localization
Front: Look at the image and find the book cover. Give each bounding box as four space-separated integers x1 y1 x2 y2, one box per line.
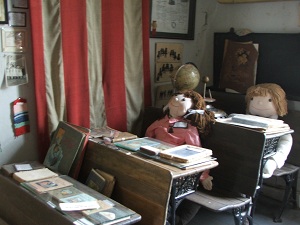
59 192 97 203
12 167 58 183
95 169 116 198
111 132 138 142
48 186 85 202
86 168 106 193
90 126 120 138
90 126 137 143
84 205 135 225
24 176 73 194
219 40 259 94
43 121 90 178
66 122 91 179
159 145 213 163
153 155 217 170
114 137 173 152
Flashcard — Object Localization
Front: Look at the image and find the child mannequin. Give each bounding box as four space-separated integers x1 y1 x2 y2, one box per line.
145 90 215 224
245 83 293 178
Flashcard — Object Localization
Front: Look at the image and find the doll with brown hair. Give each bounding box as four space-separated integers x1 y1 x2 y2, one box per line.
245 83 293 178
145 90 215 225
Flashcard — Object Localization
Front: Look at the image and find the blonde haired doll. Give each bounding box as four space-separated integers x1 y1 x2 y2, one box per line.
245 83 292 178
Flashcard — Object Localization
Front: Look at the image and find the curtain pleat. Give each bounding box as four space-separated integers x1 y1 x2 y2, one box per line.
30 0 151 161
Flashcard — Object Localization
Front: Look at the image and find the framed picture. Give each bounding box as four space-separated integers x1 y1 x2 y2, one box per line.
0 0 8 24
1 27 27 52
150 0 196 40
12 0 28 9
9 12 26 27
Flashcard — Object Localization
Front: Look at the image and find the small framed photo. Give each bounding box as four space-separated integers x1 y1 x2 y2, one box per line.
0 0 8 24
9 12 26 27
12 0 28 9
1 27 27 52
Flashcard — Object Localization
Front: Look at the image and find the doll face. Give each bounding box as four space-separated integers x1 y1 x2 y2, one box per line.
248 94 278 119
168 94 193 118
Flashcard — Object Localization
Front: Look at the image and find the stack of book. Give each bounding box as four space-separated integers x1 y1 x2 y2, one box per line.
139 144 216 170
217 114 292 134
114 137 216 170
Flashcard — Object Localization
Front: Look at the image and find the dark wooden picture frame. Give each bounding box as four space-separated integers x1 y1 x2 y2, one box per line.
150 0 196 40
12 0 28 9
0 0 8 24
9 12 26 27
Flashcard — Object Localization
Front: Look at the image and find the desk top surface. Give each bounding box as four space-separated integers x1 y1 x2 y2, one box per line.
88 140 219 178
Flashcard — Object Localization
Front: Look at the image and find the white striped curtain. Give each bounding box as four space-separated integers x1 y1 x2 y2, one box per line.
29 0 151 161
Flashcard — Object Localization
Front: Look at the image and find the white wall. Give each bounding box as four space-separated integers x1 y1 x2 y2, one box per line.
0 1 38 166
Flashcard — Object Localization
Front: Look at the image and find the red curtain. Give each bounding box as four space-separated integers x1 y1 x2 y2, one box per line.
29 0 151 161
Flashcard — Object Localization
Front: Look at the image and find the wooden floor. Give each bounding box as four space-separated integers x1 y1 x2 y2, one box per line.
188 194 300 225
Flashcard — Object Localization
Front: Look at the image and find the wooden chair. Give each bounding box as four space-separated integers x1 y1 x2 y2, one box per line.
185 122 268 225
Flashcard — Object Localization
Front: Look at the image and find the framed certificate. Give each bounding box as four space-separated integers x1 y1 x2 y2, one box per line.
150 0 196 40
1 27 27 52
0 0 8 24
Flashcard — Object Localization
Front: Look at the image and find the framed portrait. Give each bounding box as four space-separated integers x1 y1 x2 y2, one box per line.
150 0 196 40
0 0 8 24
1 27 27 52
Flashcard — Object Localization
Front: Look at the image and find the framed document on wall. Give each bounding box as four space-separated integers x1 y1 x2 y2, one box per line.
0 0 8 24
150 0 196 40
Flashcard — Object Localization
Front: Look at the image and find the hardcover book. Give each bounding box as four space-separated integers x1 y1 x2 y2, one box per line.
43 121 90 179
159 145 213 163
153 155 217 170
85 168 106 193
114 137 174 152
59 193 97 203
23 176 73 194
92 169 116 198
90 126 137 143
48 186 83 202
219 39 259 94
85 168 116 197
12 168 58 183
1 161 45 177
83 204 135 225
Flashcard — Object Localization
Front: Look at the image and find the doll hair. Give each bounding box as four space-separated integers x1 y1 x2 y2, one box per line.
245 83 288 117
164 90 215 138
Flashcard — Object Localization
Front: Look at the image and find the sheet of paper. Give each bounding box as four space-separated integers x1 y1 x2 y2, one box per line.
59 201 99 211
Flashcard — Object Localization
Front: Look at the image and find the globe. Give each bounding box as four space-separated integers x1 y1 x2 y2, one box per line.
171 64 200 92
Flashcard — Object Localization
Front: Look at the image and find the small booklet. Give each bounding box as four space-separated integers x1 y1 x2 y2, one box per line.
14 163 33 171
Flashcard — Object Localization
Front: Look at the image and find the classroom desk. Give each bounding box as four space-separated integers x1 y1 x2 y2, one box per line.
0 173 141 225
79 140 219 225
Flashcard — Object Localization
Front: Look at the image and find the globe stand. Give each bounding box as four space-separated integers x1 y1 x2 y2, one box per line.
202 76 227 119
